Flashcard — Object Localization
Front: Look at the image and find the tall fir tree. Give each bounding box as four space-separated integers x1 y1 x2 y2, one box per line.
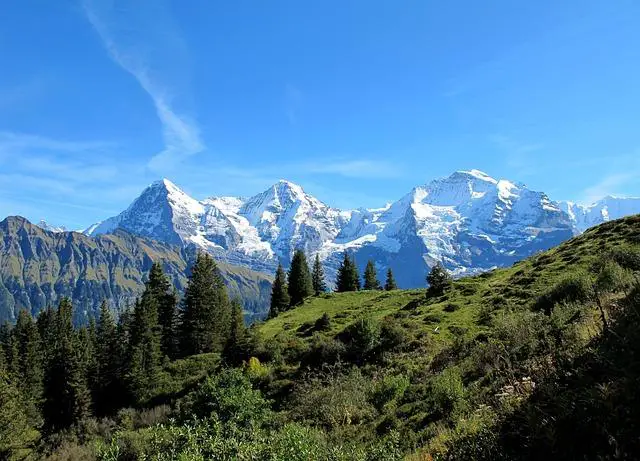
93 301 126 415
269 264 290 318
363 260 381 290
288 250 314 306
42 298 91 432
222 298 247 365
147 262 178 359
336 252 361 292
0 369 36 460
312 254 327 296
384 268 398 291
127 292 162 404
13 310 43 424
180 253 231 356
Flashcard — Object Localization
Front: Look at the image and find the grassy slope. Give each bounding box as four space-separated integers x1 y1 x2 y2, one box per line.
258 214 640 344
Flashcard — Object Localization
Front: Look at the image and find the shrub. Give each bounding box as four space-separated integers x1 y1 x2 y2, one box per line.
535 272 593 315
444 303 459 312
342 317 381 363
380 318 408 351
427 263 453 296
301 334 346 368
314 313 332 332
372 374 410 411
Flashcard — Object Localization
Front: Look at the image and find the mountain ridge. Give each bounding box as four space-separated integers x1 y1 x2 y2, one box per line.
54 170 640 288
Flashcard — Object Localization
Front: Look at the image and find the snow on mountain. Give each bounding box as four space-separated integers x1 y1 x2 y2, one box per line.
559 196 640 232
36 220 67 233
83 171 640 288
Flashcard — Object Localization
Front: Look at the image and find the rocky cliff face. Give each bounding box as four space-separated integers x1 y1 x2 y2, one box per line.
0 216 272 323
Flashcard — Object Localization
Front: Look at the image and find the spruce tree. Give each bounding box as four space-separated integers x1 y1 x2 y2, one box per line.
336 252 360 292
13 310 43 424
427 262 452 295
0 369 36 459
93 301 125 415
312 254 327 296
180 253 231 356
288 250 314 306
269 264 290 318
42 298 91 431
223 298 247 365
147 263 178 359
384 268 398 291
127 292 162 403
363 260 381 290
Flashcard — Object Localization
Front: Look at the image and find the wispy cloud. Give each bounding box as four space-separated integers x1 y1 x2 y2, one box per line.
303 159 404 179
581 172 637 204
82 0 204 173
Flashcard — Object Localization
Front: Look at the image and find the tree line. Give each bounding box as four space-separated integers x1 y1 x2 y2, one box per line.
0 253 246 441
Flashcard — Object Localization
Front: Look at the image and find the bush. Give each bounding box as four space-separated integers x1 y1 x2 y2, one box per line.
342 317 381 363
301 334 346 368
175 368 271 429
444 303 459 312
535 272 593 315
314 313 332 332
372 374 410 411
379 318 408 351
427 263 453 296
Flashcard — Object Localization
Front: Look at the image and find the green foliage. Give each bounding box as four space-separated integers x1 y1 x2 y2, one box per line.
364 260 381 290
180 253 231 355
147 262 179 359
372 374 410 411
534 271 593 315
314 312 332 331
0 370 38 460
312 254 328 296
343 317 381 363
269 263 290 318
427 262 453 295
384 268 398 291
336 252 361 292
288 250 314 306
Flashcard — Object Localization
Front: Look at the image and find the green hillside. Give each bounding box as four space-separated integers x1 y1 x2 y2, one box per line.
3 215 639 460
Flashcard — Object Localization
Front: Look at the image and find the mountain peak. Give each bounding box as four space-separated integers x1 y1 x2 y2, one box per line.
452 169 498 184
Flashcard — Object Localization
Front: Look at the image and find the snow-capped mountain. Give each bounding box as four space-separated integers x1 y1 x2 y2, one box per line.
35 220 67 233
83 171 640 288
559 196 640 232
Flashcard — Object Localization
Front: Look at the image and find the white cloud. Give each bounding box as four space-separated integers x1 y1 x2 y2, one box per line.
82 0 204 173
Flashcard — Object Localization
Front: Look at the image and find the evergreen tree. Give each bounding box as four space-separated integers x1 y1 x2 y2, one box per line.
426 262 452 295
269 264 290 318
336 252 361 292
288 250 314 306
312 254 327 296
223 298 247 365
0 369 36 460
93 301 125 414
13 310 43 424
363 260 381 290
42 298 91 431
127 291 162 403
147 263 178 358
180 253 231 356
384 268 398 291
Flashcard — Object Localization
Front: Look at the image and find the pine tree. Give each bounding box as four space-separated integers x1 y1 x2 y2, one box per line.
312 254 327 296
147 263 178 358
127 291 162 403
93 301 125 415
180 253 231 356
363 260 381 290
42 298 91 431
0 369 36 459
384 268 398 291
269 264 290 318
288 250 314 306
13 310 43 424
427 262 452 295
336 252 361 292
223 298 247 365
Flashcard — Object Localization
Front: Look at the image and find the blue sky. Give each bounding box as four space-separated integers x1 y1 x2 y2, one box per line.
1 0 639 229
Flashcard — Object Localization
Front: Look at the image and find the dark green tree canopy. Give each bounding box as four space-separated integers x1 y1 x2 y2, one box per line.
287 250 314 306
312 254 327 296
363 260 381 290
426 262 452 295
269 264 290 318
336 252 361 292
384 268 398 291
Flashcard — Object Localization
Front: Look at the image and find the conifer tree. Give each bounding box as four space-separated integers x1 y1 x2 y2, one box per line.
288 250 314 306
384 268 398 291
147 262 178 358
312 254 327 296
93 301 125 414
426 262 452 295
0 369 35 459
180 253 231 356
42 298 91 431
223 298 247 364
336 252 361 292
269 264 290 318
13 310 43 423
363 260 381 290
127 291 162 403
